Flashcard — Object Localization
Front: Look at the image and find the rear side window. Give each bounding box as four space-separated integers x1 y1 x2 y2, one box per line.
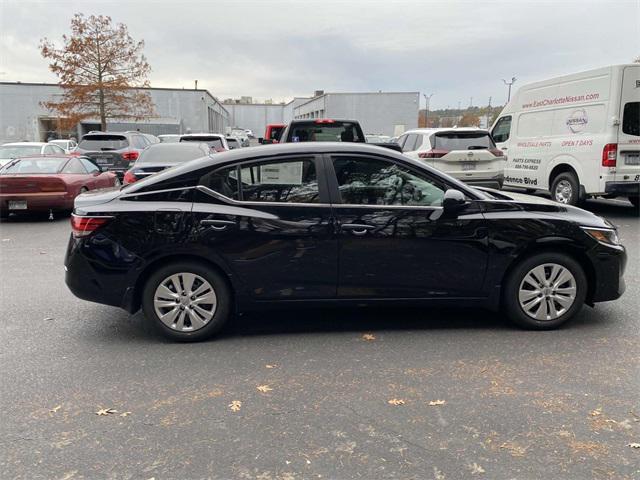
491 116 512 143
61 158 87 174
434 132 494 151
79 135 129 150
402 134 420 152
131 135 148 149
80 158 100 173
288 122 363 142
623 102 639 136
269 126 284 141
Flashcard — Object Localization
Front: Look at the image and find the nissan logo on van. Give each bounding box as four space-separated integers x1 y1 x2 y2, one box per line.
566 108 588 133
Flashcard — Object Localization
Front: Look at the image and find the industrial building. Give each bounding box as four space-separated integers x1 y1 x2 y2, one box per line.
0 82 419 143
0 82 230 143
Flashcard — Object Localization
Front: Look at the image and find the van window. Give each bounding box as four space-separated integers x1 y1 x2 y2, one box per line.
622 102 639 136
492 116 511 143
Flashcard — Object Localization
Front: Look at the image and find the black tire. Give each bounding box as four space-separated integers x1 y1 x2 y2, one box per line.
0 210 9 220
550 171 581 206
502 252 587 330
142 261 232 342
629 196 639 208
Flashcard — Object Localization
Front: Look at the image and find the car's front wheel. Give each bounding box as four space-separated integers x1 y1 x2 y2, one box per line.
142 261 232 341
503 252 587 329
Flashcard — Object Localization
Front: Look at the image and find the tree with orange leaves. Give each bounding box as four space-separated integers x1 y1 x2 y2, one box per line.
40 14 154 131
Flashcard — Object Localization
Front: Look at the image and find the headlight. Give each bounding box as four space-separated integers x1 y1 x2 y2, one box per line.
581 227 620 246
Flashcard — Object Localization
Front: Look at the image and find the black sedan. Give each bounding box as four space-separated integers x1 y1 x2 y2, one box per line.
65 143 627 341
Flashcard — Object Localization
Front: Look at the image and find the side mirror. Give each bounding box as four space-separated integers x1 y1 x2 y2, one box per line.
442 189 467 215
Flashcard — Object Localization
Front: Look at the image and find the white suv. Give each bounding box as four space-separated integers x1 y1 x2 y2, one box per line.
397 128 505 189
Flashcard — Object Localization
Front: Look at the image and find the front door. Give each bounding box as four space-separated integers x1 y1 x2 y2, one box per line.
327 154 489 299
192 154 337 301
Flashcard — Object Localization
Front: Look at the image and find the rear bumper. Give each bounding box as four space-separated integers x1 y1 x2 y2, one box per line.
0 192 73 211
588 243 627 303
604 181 639 197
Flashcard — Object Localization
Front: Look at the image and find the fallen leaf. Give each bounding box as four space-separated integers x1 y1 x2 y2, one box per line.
590 408 602 416
39 251 47 255
44 317 54 321
119 411 132 417
629 443 640 449
1 239 11 242
429 400 446 406
95 408 118 416
388 398 405 406
362 333 376 341
229 400 242 412
265 364 276 369
49 405 62 413
257 385 273 393
469 462 485 474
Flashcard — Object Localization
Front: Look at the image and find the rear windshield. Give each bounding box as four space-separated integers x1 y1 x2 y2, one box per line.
269 126 284 140
288 122 363 142
0 145 42 158
79 135 128 150
181 137 223 149
433 132 494 150
623 102 639 136
138 145 206 164
2 157 67 174
158 135 180 143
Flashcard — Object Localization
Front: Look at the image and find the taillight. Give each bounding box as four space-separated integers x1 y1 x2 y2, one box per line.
122 151 139 163
489 148 504 157
123 170 137 184
315 119 335 124
418 149 448 159
602 143 617 167
69 151 81 157
71 215 112 238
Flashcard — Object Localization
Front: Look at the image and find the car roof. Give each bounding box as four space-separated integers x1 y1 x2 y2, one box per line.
2 142 48 146
180 133 224 138
404 127 490 134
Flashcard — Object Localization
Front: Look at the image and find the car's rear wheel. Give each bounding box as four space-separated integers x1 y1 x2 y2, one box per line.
142 262 231 341
629 196 639 208
551 172 580 206
503 252 587 329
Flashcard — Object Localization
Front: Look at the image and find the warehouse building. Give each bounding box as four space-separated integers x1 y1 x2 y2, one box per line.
0 82 230 143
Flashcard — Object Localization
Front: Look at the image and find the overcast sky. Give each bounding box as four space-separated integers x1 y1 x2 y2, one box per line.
1 0 638 109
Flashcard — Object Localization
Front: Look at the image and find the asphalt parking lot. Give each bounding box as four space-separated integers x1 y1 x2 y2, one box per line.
0 199 638 480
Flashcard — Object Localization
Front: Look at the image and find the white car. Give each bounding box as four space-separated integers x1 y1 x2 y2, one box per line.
179 133 229 152
49 139 78 153
225 136 243 150
157 134 181 143
0 142 66 166
230 129 251 147
366 134 391 143
491 63 639 206
244 129 254 138
397 128 505 189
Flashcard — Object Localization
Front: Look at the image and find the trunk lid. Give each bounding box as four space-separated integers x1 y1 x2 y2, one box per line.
0 175 67 193
74 187 121 209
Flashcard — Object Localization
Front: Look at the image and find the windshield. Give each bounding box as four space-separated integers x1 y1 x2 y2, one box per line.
1 157 67 174
289 122 363 142
0 145 42 158
434 132 494 150
138 145 206 164
269 126 284 141
79 135 129 150
181 136 223 149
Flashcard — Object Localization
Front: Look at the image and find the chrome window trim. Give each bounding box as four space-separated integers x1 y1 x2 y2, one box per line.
120 186 196 199
196 185 331 208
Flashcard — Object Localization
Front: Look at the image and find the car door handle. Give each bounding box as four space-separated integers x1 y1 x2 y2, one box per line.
200 219 236 230
341 223 375 236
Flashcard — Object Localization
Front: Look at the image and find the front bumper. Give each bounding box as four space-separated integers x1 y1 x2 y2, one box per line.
587 243 627 303
604 181 639 197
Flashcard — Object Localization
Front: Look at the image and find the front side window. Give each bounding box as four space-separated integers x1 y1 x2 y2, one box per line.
492 116 512 143
62 158 87 174
332 156 446 207
622 102 639 136
80 158 100 173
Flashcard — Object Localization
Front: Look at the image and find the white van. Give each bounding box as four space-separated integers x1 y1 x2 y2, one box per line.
491 64 639 206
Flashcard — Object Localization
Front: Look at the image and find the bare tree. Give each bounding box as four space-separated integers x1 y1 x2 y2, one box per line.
40 14 154 131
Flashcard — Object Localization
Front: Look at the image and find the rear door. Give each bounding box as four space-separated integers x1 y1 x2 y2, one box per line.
617 65 640 182
192 154 337 301
326 153 489 299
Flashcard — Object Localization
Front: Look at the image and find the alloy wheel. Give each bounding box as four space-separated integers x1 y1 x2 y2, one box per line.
554 180 573 204
518 263 577 321
153 272 217 331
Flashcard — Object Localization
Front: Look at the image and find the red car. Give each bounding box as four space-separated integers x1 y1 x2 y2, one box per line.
260 124 286 144
0 155 119 218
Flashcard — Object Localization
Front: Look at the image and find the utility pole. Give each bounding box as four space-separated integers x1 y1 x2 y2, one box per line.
423 93 434 127
502 76 517 102
195 79 198 90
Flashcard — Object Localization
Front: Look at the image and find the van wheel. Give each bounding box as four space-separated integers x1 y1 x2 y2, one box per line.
629 196 639 208
551 172 580 205
142 261 232 342
503 252 587 330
